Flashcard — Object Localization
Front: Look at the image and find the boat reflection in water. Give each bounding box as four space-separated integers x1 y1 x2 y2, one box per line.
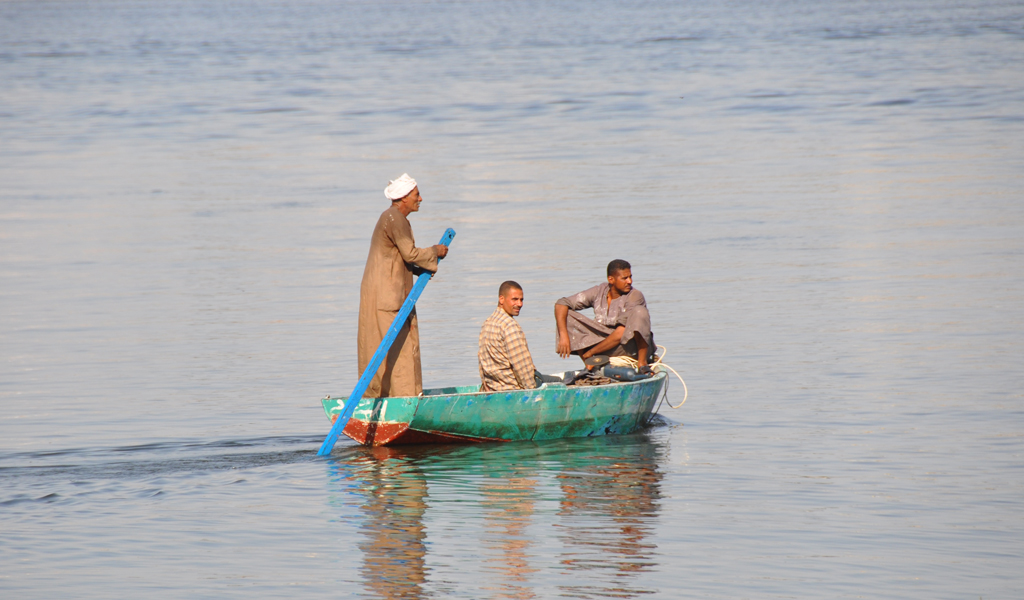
325 430 667 598
555 439 663 598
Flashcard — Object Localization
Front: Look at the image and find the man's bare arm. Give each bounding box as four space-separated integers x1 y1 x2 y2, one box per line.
555 304 572 358
581 326 625 361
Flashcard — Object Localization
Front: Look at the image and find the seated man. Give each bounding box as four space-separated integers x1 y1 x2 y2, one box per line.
555 259 655 368
479 281 538 391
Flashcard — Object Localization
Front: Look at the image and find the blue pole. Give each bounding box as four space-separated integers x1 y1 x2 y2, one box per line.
317 227 456 456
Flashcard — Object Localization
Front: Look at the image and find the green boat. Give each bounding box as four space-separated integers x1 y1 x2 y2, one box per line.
320 371 669 446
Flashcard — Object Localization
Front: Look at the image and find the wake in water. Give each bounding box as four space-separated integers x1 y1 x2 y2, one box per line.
1 419 676 503
0 435 323 506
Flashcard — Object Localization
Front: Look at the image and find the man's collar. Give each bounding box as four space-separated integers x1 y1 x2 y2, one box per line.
493 305 515 320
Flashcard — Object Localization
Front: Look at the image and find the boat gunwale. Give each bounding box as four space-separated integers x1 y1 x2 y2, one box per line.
323 371 667 405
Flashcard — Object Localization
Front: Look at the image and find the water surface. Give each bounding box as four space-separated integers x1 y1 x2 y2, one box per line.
2 0 1023 597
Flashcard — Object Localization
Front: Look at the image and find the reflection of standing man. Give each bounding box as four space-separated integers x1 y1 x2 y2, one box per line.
357 174 449 398
343 448 429 600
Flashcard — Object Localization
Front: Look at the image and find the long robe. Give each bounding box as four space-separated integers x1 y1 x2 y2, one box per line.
357 205 438 398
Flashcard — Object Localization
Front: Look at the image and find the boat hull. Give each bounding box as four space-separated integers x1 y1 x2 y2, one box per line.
322 372 667 446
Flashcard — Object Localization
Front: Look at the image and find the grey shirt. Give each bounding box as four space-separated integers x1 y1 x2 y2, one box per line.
555 284 655 357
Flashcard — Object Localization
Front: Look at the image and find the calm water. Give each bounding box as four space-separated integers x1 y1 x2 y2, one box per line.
2 0 1023 597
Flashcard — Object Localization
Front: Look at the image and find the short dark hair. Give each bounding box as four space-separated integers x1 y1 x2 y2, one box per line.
607 259 631 277
498 280 522 298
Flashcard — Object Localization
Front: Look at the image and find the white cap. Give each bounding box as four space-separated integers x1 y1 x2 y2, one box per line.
384 173 417 200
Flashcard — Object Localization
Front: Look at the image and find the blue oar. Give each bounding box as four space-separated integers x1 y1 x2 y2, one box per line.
317 227 456 456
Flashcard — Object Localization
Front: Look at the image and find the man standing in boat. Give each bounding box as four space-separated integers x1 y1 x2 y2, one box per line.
478 281 538 391
554 259 655 368
357 173 449 398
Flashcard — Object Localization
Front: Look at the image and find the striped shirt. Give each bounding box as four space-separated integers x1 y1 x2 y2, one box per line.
478 306 537 392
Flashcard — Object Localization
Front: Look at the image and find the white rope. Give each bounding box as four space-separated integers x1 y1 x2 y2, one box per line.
608 346 687 409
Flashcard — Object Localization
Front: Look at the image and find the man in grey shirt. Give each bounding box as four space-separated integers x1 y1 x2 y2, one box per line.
554 259 655 368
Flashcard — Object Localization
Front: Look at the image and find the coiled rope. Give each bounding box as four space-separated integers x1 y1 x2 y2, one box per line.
607 346 688 410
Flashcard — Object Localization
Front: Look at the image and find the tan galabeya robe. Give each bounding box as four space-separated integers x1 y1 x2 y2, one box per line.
357 204 438 398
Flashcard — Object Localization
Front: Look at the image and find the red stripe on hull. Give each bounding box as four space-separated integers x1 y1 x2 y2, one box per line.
330 415 409 446
331 415 508 446
388 429 509 445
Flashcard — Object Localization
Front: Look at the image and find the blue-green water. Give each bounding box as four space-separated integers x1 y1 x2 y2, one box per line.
2 0 1023 597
